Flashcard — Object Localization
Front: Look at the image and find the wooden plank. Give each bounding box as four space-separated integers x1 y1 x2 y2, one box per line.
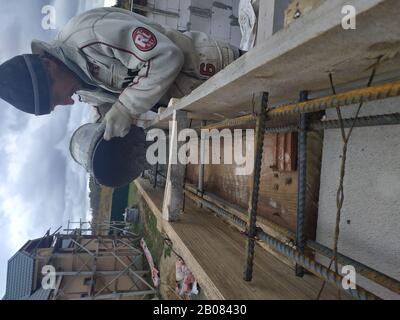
135 178 349 299
135 179 225 299
80 290 156 300
162 110 188 221
184 183 296 267
147 0 400 127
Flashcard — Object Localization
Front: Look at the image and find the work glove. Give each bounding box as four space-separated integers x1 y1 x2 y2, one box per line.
103 101 134 141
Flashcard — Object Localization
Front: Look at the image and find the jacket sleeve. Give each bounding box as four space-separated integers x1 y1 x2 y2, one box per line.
80 11 184 116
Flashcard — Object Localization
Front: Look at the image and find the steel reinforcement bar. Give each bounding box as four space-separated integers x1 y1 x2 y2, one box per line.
197 81 400 131
256 230 378 300
184 186 400 295
269 81 400 118
306 241 400 295
244 93 269 281
265 113 400 134
184 189 379 300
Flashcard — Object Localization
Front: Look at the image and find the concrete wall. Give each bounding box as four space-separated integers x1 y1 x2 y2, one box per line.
317 96 400 299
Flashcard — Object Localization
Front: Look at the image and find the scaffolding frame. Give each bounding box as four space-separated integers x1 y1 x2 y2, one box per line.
43 220 156 300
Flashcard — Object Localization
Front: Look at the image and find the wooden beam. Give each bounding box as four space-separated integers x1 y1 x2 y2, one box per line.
80 290 156 300
55 270 147 276
162 110 188 221
94 262 136 298
50 252 141 258
70 239 94 256
51 275 63 300
115 238 142 255
110 252 155 291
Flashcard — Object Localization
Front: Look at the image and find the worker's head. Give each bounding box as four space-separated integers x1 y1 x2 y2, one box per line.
0 53 83 116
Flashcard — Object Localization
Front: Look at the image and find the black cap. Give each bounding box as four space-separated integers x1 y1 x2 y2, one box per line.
0 54 52 115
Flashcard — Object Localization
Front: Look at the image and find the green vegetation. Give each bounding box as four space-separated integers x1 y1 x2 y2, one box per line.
128 182 165 266
127 182 140 207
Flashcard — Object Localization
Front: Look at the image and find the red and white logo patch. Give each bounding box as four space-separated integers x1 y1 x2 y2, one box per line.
132 27 157 52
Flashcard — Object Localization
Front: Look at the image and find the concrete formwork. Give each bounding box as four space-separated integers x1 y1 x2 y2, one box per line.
317 96 400 299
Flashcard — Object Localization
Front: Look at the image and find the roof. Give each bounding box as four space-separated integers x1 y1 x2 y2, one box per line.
26 288 52 300
3 234 54 300
3 251 35 300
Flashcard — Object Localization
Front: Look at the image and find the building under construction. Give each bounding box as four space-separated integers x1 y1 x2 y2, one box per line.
3 0 400 300
3 222 156 300
129 0 400 300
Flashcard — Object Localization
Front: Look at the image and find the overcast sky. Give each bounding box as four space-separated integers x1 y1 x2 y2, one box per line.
0 0 115 296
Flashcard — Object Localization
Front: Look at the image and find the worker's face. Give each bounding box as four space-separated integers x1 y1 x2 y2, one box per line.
43 57 82 110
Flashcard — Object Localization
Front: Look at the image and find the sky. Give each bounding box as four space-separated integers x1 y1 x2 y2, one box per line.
0 0 116 296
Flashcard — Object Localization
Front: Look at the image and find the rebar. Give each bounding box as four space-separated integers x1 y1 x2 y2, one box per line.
295 91 308 277
244 93 269 282
185 187 400 297
264 113 400 134
185 189 379 300
256 230 379 300
307 241 400 295
269 81 400 118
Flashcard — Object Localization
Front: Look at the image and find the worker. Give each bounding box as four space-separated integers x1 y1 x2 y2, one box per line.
0 7 239 140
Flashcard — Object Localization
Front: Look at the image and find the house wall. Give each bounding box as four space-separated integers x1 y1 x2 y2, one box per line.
316 97 400 299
